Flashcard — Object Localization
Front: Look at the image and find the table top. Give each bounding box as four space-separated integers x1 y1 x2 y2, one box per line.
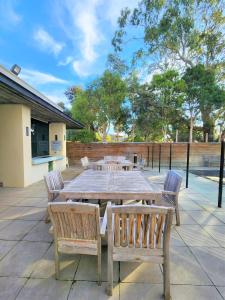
60 170 161 201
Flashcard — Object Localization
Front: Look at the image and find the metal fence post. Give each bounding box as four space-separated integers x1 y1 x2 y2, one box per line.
169 143 172 170
159 144 161 173
147 145 150 167
218 135 224 208
152 144 154 169
186 143 190 188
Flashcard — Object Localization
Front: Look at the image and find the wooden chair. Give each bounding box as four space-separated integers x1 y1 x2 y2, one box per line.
48 202 107 284
43 170 71 222
101 164 123 171
81 156 94 169
162 171 182 226
106 203 174 299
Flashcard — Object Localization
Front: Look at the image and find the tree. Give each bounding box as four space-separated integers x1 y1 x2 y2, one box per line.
150 70 186 140
113 0 225 137
88 70 127 141
71 71 127 142
183 64 225 141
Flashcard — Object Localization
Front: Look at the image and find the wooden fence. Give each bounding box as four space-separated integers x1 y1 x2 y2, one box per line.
67 142 221 168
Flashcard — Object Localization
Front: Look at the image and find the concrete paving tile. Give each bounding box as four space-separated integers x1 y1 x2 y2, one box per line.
171 285 223 300
16 278 72 300
0 240 17 260
171 228 186 247
23 221 53 242
75 247 119 282
203 226 225 247
176 225 220 247
0 277 27 300
170 246 211 285
0 220 38 240
31 244 80 280
190 211 224 225
0 219 12 231
120 283 164 300
191 247 225 286
120 262 162 283
0 206 45 221
172 211 197 225
212 212 225 223
15 197 47 207
0 241 50 277
179 200 204 211
68 281 119 300
217 287 225 299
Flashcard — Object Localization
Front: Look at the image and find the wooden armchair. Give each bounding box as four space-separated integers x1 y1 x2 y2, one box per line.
43 170 71 222
48 202 107 284
106 203 174 299
81 156 95 169
162 171 182 226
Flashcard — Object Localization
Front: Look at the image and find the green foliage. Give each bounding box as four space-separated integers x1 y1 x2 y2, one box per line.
67 129 96 143
70 71 127 142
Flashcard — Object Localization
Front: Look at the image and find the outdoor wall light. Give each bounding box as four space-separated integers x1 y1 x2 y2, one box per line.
10 64 21 76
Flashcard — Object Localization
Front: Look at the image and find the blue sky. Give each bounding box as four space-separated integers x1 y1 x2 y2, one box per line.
0 0 139 106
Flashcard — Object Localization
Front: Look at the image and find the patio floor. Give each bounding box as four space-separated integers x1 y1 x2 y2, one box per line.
0 167 224 300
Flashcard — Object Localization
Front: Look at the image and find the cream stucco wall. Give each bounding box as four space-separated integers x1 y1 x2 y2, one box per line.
49 123 67 170
0 104 67 187
0 105 27 187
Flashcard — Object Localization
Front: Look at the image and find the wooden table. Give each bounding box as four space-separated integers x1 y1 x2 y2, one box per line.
94 159 134 171
60 170 161 202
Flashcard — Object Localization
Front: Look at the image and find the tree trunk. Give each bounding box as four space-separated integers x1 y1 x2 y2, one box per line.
201 110 215 142
189 117 194 143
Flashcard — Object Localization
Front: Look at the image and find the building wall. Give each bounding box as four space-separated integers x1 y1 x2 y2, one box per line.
49 122 67 170
0 104 25 187
0 104 67 187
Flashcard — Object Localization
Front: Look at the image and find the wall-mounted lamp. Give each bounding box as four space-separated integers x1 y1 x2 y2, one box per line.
10 64 21 76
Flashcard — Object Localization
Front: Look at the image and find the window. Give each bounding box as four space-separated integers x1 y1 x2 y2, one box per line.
31 119 49 157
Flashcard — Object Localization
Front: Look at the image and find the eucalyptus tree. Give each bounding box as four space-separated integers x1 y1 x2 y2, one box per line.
113 0 225 137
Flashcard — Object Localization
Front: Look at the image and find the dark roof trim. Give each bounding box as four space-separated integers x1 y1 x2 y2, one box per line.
0 69 83 129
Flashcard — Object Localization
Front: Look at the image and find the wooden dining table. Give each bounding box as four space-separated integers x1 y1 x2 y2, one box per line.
60 169 162 202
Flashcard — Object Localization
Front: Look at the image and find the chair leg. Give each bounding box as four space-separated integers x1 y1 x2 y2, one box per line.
45 210 50 223
97 242 101 286
175 207 180 226
55 244 60 279
107 252 113 296
163 261 170 300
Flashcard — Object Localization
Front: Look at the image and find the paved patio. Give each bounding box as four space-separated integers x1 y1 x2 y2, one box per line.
0 167 224 300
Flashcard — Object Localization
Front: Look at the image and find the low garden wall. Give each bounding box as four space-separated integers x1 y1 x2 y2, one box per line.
67 142 221 168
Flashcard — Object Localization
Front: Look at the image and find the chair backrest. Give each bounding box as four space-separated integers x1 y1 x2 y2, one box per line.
101 164 123 171
164 171 182 193
44 170 64 201
107 204 173 255
81 156 89 168
104 155 126 162
48 202 100 241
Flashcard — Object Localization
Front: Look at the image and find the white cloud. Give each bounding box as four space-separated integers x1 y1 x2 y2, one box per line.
0 0 22 27
20 68 69 86
53 0 104 76
53 0 139 77
58 56 74 66
33 28 64 56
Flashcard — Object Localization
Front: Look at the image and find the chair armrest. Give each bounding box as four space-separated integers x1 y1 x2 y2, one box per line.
63 180 71 183
162 190 177 195
100 202 111 237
